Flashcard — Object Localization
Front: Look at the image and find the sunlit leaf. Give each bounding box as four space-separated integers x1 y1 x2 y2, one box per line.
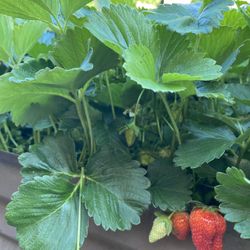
146 0 234 34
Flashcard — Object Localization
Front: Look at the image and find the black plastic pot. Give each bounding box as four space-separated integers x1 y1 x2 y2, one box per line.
0 151 250 250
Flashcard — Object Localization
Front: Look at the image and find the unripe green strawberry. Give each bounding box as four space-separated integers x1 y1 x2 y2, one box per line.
125 128 136 147
171 212 190 240
149 214 172 243
139 151 155 166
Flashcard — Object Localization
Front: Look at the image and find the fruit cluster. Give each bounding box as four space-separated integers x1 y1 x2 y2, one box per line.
149 208 227 250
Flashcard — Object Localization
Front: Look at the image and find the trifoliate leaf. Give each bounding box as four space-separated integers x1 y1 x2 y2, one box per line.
83 146 151 231
148 160 193 211
146 0 234 34
174 124 236 169
5 135 89 250
85 5 222 92
0 26 118 126
216 167 250 239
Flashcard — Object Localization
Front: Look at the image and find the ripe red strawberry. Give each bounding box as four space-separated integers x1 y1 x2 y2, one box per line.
190 208 227 250
190 208 216 250
213 236 223 250
171 212 190 240
212 212 227 250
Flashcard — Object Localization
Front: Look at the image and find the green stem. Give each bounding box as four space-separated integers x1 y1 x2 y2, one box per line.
183 98 189 121
155 113 163 143
33 130 41 144
49 115 58 135
47 128 51 136
78 145 87 164
76 168 84 250
105 72 116 120
75 97 90 151
3 123 18 147
50 13 64 34
134 89 145 124
0 131 9 152
236 137 250 167
82 94 95 155
170 134 176 155
160 93 182 145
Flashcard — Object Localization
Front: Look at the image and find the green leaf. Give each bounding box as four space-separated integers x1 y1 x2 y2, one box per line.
112 0 136 7
94 0 110 10
60 0 91 21
83 146 151 231
174 124 236 169
52 27 118 70
85 4 157 55
0 0 91 31
196 82 234 103
198 27 236 64
0 0 53 23
215 167 250 239
226 84 250 106
10 59 53 82
238 2 250 27
146 0 234 34
0 67 80 125
85 5 221 92
53 27 93 69
5 135 89 250
123 42 222 92
92 81 141 109
162 52 222 82
19 135 78 182
221 9 248 29
0 16 46 64
13 21 47 59
0 31 118 126
148 160 193 211
0 15 13 62
6 176 89 250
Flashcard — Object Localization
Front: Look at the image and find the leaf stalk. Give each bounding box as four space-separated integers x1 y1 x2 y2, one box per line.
160 93 182 145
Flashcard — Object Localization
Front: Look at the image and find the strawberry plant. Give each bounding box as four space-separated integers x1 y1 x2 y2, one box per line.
0 0 250 249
